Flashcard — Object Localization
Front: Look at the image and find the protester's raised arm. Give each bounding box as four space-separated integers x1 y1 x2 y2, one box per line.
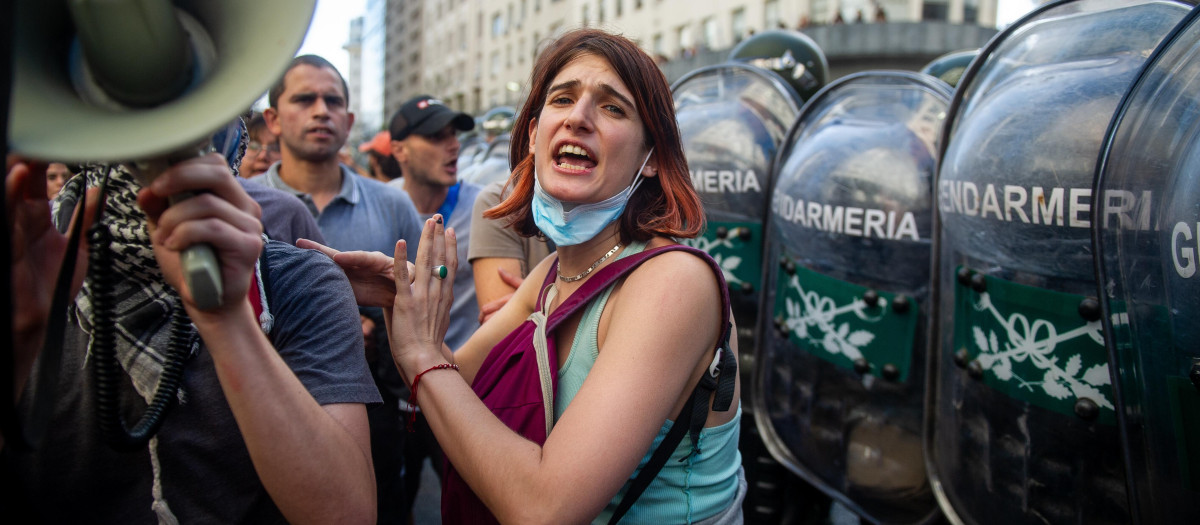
141 155 376 523
5 159 98 405
296 238 417 308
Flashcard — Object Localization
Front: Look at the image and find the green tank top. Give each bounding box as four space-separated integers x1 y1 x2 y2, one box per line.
553 241 742 524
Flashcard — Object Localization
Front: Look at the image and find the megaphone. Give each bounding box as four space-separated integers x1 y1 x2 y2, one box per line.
7 0 316 450
10 0 315 161
8 0 316 308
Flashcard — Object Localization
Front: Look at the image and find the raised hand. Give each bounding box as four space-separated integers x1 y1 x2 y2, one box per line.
389 215 457 382
136 153 263 316
296 238 416 308
6 158 99 395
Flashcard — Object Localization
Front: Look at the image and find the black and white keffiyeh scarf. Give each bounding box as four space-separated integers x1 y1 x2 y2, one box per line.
54 164 201 407
46 119 260 524
49 117 252 402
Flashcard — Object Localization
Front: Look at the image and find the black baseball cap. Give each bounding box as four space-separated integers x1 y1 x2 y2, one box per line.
389 95 475 141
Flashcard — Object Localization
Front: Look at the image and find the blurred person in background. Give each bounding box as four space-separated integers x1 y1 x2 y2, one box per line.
44 162 74 200
240 111 282 178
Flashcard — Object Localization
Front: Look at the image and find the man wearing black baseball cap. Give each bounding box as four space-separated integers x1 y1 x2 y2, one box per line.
386 95 482 518
389 95 476 142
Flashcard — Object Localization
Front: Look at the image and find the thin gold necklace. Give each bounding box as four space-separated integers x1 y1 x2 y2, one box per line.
558 242 622 283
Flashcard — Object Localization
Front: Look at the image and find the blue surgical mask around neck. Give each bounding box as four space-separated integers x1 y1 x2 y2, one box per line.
532 147 654 247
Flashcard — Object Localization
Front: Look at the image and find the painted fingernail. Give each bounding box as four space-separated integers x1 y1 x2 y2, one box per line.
435 215 443 225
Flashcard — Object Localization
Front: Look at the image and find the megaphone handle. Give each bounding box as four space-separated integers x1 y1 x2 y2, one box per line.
168 192 223 310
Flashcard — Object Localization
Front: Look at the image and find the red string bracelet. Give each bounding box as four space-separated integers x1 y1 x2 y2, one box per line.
408 363 459 432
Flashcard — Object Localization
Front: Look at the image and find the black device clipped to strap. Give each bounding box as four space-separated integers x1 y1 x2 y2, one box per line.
607 247 738 525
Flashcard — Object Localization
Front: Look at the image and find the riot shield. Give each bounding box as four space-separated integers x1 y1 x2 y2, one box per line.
929 1 1191 524
758 71 951 524
1095 6 1200 522
461 134 512 187
671 62 805 524
919 49 977 89
457 131 488 172
672 63 801 362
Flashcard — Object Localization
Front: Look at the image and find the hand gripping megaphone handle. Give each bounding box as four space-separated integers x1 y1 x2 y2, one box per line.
172 193 224 310
132 152 224 310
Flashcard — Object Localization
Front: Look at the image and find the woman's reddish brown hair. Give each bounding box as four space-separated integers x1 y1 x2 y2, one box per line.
486 28 704 243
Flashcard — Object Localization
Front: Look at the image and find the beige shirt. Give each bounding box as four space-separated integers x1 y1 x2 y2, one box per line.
467 180 553 276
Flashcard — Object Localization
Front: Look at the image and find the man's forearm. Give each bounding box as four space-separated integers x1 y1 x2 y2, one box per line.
194 301 376 524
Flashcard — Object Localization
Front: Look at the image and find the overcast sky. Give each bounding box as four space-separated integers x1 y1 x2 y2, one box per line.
296 0 365 77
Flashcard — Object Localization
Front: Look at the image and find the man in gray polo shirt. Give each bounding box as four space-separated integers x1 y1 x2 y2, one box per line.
251 55 422 258
388 95 482 350
250 54 421 525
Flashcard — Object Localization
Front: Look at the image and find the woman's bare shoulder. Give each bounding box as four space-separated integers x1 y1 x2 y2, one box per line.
620 239 722 309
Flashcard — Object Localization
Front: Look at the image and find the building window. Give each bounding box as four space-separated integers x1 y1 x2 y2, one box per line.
582 4 590 26
764 0 780 30
492 12 506 37
923 1 949 21
599 0 606 25
963 0 979 24
677 25 692 56
652 33 664 56
616 0 623 17
703 17 718 50
732 8 747 42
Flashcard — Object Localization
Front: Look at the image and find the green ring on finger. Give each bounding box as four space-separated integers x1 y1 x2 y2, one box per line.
432 265 448 280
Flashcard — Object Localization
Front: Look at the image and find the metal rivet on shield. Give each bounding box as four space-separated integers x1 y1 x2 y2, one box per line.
1189 359 1200 393
1077 297 1101 322
738 228 752 241
892 295 911 314
783 259 796 275
863 290 880 308
774 315 788 337
741 282 754 295
853 358 870 375
715 226 729 239
1074 398 1099 421
954 349 969 369
882 364 899 381
967 360 984 379
957 267 972 287
970 273 987 293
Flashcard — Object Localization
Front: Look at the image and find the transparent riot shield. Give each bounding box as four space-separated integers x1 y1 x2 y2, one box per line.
757 71 951 524
929 1 1191 524
461 134 512 187
673 63 801 356
672 62 806 524
1095 6 1200 522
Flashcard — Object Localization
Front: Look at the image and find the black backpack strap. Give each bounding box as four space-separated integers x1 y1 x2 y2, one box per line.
607 245 736 525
